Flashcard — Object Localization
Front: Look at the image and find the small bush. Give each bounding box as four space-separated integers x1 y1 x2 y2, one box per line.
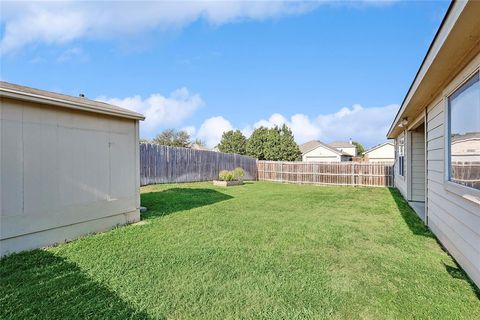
219 170 235 181
233 167 245 180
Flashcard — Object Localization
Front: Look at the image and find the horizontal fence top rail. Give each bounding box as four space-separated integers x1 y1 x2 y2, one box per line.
257 160 394 187
140 143 257 186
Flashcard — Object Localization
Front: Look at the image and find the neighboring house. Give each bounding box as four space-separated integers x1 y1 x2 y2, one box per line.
0 81 145 256
329 141 357 157
451 132 480 162
363 142 395 162
387 0 480 288
300 140 352 162
190 143 209 151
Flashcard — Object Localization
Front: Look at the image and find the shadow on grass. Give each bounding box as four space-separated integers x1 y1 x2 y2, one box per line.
388 188 480 296
387 188 433 238
141 188 233 219
444 262 480 299
0 250 152 320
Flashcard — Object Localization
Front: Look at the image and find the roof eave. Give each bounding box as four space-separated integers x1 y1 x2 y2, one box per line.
0 88 145 121
387 0 465 139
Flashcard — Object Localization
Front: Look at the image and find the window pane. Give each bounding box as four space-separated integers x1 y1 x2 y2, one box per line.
449 73 480 190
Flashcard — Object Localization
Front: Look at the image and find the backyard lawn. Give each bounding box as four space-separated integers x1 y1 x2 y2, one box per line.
1 181 479 319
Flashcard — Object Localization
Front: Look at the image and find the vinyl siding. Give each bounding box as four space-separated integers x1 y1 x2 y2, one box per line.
302 145 342 162
426 93 480 287
411 128 425 202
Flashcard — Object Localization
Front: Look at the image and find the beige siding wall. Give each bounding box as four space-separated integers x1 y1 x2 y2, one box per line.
411 127 425 202
303 146 341 162
365 144 395 162
336 146 356 157
424 54 480 287
0 98 140 255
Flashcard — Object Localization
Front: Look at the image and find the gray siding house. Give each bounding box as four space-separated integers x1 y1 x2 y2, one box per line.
0 82 145 256
387 0 480 288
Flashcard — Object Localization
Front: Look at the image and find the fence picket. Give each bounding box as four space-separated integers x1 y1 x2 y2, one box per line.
140 144 257 186
256 161 394 187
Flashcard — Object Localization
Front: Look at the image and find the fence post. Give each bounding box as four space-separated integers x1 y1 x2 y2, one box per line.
280 161 283 183
351 163 355 186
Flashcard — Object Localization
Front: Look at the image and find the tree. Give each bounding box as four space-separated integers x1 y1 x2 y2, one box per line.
152 129 191 147
139 138 150 144
246 127 270 160
246 125 301 161
217 130 247 155
278 124 302 161
352 141 365 156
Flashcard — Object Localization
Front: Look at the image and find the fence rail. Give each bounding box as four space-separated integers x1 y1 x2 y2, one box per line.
257 161 394 187
140 144 257 186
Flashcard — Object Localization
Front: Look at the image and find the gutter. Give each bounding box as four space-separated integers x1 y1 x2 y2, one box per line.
0 88 145 121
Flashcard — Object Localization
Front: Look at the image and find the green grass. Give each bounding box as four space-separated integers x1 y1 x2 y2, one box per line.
1 182 479 319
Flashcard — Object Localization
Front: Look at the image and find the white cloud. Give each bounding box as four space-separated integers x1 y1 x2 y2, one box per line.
196 116 234 148
181 126 197 137
97 88 203 138
0 1 315 53
189 103 398 149
315 103 398 147
0 1 397 53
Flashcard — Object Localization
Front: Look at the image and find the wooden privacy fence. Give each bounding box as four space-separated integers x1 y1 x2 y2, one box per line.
451 161 480 189
140 144 257 186
257 161 394 187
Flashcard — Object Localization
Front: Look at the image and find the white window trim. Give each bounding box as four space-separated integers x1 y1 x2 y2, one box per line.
397 133 406 180
443 66 480 205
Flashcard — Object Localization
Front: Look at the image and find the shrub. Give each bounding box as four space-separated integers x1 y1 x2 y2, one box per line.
219 170 235 181
233 167 245 180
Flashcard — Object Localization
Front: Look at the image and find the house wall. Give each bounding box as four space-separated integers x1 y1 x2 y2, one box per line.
0 98 141 256
394 132 408 199
335 146 356 157
410 125 425 202
365 144 395 162
302 146 341 162
424 53 480 287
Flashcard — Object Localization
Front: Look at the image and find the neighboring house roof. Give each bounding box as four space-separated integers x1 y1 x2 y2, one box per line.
364 141 394 155
451 132 480 144
329 141 354 149
299 140 349 156
0 81 145 120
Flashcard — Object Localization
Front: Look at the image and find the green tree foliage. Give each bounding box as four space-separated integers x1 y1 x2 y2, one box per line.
246 127 270 160
352 141 365 156
278 124 302 161
217 130 247 155
139 138 150 144
246 125 301 161
152 129 191 147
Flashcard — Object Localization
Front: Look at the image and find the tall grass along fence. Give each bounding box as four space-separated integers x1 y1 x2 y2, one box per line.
257 161 394 187
140 144 257 186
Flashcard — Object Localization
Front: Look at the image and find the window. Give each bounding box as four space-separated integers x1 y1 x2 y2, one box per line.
448 72 480 190
398 135 405 177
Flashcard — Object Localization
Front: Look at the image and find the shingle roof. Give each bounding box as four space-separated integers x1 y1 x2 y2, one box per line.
299 140 349 156
329 141 354 148
0 81 145 120
364 141 394 154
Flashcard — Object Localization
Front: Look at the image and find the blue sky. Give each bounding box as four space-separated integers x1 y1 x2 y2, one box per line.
0 0 450 148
